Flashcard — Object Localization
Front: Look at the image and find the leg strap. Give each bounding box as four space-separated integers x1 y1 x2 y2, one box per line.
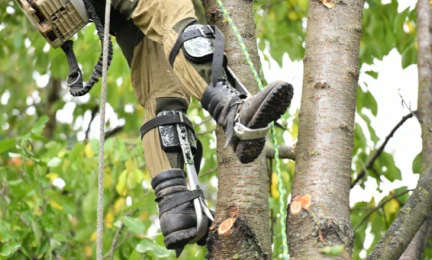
169 24 226 87
140 112 203 174
140 113 195 139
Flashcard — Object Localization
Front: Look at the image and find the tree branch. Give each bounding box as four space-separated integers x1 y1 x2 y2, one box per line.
351 113 414 188
105 126 124 140
367 168 432 259
265 144 295 160
85 106 100 140
399 90 432 132
354 189 413 231
104 222 124 260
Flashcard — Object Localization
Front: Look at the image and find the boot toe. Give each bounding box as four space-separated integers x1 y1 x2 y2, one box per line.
236 81 294 163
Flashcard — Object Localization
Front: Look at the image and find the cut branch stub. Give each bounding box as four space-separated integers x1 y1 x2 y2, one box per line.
207 216 268 260
290 201 302 215
290 194 312 215
218 218 235 236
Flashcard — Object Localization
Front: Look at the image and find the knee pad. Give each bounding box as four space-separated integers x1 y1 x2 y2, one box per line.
140 98 202 171
169 21 250 96
169 21 226 86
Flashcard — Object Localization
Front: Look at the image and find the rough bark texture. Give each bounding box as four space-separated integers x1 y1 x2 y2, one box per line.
201 0 271 259
399 1 432 259
399 214 432 260
286 0 363 258
367 169 432 259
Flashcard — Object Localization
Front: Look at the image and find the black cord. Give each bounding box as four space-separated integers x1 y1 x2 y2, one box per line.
67 0 114 96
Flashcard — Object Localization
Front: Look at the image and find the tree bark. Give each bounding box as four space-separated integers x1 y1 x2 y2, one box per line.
399 1 432 259
367 168 432 259
201 0 271 259
286 0 363 258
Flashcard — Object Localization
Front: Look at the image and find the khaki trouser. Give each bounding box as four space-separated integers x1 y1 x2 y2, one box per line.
129 1 207 177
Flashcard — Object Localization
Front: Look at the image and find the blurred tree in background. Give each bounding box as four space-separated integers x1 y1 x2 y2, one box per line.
0 0 425 259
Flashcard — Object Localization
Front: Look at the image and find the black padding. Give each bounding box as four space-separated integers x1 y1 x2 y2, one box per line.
158 189 204 215
140 114 194 139
169 26 216 67
154 178 187 194
151 169 185 189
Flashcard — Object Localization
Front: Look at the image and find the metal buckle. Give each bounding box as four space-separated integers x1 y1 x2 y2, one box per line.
234 122 270 140
66 70 81 87
198 25 215 38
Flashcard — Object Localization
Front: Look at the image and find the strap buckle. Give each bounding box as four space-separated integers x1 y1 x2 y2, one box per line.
66 70 82 87
198 25 215 38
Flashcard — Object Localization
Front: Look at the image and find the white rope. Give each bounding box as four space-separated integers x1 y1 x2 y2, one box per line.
97 0 112 259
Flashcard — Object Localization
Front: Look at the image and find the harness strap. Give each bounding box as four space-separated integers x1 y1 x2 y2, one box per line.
157 189 204 215
140 114 194 139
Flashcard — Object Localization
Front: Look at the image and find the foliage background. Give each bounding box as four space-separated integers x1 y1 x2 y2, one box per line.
0 0 422 259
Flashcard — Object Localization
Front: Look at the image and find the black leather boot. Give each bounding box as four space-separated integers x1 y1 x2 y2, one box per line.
201 78 293 163
151 169 210 256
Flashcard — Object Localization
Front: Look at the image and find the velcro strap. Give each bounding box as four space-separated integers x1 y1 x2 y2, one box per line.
169 25 216 67
140 114 194 139
158 189 204 215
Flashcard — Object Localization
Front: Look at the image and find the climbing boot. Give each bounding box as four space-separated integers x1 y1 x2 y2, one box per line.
151 169 210 256
201 78 293 163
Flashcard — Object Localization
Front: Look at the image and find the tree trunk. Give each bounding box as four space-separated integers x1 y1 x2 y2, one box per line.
201 0 271 259
399 1 432 259
286 0 363 258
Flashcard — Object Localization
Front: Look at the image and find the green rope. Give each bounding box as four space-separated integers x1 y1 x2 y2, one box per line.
215 0 289 259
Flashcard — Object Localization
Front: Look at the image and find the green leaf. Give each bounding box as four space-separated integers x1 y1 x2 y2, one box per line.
375 152 402 182
412 152 422 174
47 157 62 168
319 245 345 256
0 220 12 243
0 139 16 153
364 91 378 116
353 123 367 155
129 249 142 260
31 115 49 134
122 216 146 235
13 33 23 50
359 112 379 144
365 70 378 79
0 241 20 256
32 220 42 245
394 186 410 204
136 238 171 258
401 42 417 69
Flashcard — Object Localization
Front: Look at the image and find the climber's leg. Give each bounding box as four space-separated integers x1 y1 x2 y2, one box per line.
116 0 294 163
130 38 210 256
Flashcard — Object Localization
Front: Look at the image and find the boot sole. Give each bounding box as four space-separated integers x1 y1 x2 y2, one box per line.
236 82 293 164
